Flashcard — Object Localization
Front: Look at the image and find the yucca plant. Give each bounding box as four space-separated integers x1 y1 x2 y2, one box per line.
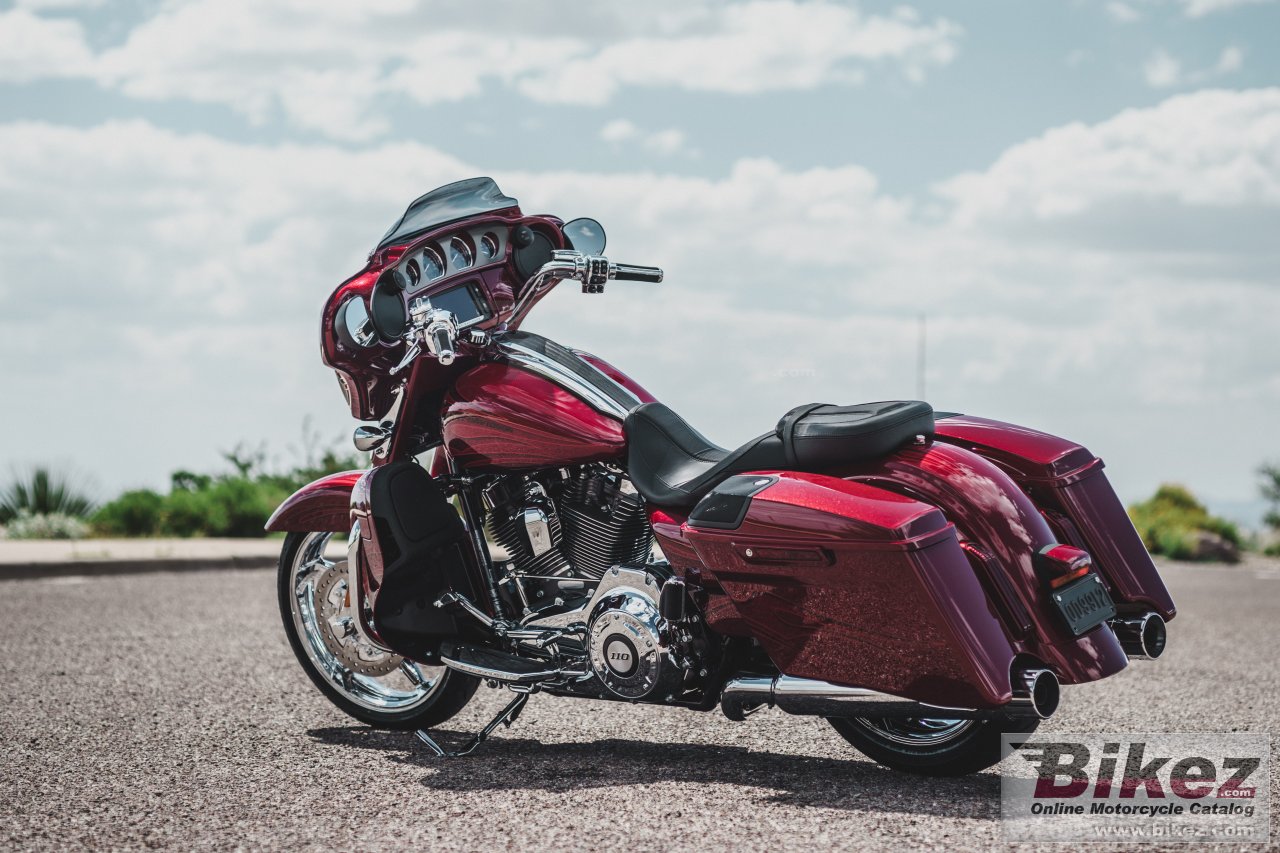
0 467 96 523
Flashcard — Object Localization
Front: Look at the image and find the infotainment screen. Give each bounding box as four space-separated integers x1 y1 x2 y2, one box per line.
430 282 490 327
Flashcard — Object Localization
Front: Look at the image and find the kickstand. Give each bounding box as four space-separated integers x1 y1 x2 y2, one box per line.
414 691 530 758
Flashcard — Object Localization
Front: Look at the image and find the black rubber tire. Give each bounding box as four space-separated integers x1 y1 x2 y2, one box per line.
829 715 1040 777
277 531 479 731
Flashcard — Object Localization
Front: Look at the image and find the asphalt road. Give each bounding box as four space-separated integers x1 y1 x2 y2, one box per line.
2 558 1277 852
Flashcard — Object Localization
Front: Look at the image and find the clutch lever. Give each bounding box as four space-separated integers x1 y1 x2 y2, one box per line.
390 300 458 375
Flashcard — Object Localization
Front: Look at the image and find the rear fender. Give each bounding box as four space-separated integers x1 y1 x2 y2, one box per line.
265 470 363 532
933 415 1175 620
834 442 1129 686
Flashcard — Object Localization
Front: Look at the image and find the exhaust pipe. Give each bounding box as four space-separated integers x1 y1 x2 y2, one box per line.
720 670 1059 721
1110 613 1167 660
1006 668 1060 719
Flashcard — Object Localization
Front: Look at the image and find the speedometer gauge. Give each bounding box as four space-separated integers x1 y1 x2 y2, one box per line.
478 233 499 262
448 236 473 271
421 247 445 281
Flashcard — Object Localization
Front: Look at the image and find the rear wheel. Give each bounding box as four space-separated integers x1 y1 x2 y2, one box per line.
829 714 1040 776
278 530 479 730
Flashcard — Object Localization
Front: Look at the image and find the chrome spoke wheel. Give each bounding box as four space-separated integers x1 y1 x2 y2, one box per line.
852 716 976 747
288 531 446 713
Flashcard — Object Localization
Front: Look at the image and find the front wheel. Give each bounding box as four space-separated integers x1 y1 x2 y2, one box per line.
829 714 1040 776
278 530 479 730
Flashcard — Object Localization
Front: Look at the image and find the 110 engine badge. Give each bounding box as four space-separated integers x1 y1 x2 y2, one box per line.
586 571 671 699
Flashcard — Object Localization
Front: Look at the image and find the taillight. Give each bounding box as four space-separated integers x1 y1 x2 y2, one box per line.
1037 544 1094 588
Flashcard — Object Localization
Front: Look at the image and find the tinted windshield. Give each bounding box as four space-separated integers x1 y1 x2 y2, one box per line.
376 177 517 251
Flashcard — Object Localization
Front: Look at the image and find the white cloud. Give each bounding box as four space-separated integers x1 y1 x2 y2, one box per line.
3 89 1279 503
645 129 687 156
1142 45 1242 89
0 8 94 81
1144 50 1182 87
1177 0 1274 16
11 0 104 8
1105 2 1142 22
0 0 963 139
599 119 639 144
938 88 1280 226
1215 45 1244 73
599 120 690 156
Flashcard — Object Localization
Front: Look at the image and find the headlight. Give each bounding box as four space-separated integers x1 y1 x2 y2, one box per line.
336 296 377 348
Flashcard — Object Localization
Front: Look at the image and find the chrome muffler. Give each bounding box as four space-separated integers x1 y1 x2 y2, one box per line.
721 670 1059 721
1109 612 1167 660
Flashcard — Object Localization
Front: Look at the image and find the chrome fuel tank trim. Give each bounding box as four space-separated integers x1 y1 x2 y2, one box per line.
495 331 640 420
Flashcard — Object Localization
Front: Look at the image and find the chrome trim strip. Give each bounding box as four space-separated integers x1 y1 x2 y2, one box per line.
496 337 641 420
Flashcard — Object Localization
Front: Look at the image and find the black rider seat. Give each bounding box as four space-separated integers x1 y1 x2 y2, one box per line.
625 400 934 508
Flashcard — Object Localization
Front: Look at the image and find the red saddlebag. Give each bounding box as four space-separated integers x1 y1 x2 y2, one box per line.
682 472 1019 710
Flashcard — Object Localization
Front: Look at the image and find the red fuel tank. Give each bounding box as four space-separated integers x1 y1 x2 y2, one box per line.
441 362 627 471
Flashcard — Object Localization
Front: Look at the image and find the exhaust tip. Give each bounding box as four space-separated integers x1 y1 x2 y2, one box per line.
1111 613 1167 660
1028 669 1060 719
1138 613 1167 660
1011 668 1060 719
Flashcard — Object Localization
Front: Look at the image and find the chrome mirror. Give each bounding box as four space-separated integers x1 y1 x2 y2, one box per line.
562 217 606 255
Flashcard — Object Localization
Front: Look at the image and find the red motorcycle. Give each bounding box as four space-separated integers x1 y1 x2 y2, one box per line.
271 177 1174 775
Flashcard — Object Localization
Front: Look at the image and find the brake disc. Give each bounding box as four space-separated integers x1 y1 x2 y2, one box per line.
314 562 402 677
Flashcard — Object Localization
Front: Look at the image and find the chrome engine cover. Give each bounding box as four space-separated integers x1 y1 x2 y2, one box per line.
585 567 677 699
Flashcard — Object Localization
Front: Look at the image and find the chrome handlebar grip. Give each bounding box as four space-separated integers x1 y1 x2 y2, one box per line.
428 323 456 366
421 306 458 366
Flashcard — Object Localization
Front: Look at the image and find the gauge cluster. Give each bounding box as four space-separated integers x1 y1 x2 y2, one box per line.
398 225 508 292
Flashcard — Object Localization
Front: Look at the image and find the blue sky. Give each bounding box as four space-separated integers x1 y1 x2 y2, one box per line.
1 0 1278 523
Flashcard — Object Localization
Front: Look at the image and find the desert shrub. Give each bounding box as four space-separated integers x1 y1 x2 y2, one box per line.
4 510 90 540
91 489 164 536
161 487 228 537
78 422 365 538
1128 484 1241 562
0 468 95 523
202 477 285 538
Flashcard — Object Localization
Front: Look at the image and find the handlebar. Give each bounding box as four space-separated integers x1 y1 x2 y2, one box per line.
429 324 455 366
611 263 663 283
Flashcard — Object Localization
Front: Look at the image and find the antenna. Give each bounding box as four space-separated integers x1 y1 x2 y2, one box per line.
916 313 927 401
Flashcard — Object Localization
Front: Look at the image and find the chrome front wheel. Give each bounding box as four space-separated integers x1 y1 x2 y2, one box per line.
278 530 478 729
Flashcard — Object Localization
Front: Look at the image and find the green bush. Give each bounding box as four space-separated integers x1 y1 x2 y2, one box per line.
161 487 227 537
65 423 364 539
202 478 284 538
91 489 164 536
1128 484 1240 562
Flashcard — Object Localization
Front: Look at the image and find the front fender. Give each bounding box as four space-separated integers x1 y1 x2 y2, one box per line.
265 470 364 532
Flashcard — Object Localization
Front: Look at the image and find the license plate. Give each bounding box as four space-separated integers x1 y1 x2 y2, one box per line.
1051 573 1116 636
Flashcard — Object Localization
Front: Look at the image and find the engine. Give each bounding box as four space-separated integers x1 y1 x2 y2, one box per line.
482 467 712 702
484 465 653 580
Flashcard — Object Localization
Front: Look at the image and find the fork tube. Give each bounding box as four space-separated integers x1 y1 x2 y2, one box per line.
451 459 506 617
